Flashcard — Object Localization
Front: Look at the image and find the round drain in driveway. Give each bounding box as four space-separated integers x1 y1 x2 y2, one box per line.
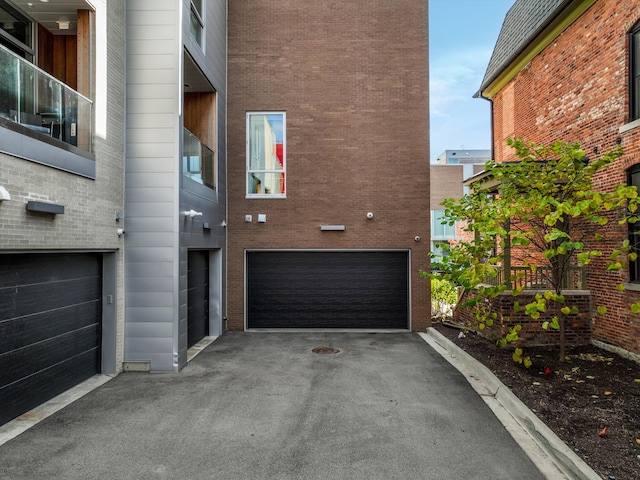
312 347 341 354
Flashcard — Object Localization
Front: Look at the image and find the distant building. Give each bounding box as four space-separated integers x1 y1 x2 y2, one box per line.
430 150 489 258
435 149 491 164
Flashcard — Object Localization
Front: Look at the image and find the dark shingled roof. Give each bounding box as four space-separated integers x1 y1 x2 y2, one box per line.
477 0 573 94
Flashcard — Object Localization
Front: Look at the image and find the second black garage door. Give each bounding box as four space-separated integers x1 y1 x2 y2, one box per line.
247 251 409 329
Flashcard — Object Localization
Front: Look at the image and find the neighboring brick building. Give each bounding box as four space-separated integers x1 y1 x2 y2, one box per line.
475 0 640 356
226 1 430 331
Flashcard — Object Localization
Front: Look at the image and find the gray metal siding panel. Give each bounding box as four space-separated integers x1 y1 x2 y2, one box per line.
177 0 227 368
125 0 227 371
125 1 181 372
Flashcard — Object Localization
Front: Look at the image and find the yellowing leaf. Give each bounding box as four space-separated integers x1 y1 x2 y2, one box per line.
604 391 613 396
636 439 640 445
586 375 595 379
635 379 640 383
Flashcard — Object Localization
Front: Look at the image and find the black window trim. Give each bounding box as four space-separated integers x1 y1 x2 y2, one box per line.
629 20 640 123
628 164 640 283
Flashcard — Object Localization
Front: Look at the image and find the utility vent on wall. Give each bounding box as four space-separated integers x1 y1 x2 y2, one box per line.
26 201 64 214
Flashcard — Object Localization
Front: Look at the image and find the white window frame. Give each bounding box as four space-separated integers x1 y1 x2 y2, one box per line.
246 111 286 198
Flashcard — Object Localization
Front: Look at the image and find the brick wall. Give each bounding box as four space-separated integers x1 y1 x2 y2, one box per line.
430 165 464 208
490 0 640 354
226 0 430 331
455 290 592 348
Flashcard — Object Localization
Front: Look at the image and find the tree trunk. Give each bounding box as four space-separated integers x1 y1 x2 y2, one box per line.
559 311 566 363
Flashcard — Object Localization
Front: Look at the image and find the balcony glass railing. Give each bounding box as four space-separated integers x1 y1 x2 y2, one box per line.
183 128 215 190
0 44 92 152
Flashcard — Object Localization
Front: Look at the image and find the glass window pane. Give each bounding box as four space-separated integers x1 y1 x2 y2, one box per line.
629 168 640 281
249 114 284 171
190 10 202 46
201 144 215 189
183 129 215 191
247 112 285 196
0 47 19 118
0 1 33 52
191 0 203 18
631 25 640 121
190 0 204 47
247 172 285 195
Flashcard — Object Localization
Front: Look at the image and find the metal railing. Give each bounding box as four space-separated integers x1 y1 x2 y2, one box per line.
0 44 93 152
485 265 586 290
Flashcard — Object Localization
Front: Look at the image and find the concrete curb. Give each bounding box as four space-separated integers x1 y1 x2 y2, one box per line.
419 328 602 480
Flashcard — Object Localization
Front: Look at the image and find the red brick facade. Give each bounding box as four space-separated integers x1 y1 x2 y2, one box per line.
456 291 592 347
488 0 640 354
226 1 430 331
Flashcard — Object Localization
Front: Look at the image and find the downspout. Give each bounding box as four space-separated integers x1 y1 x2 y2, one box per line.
473 89 494 162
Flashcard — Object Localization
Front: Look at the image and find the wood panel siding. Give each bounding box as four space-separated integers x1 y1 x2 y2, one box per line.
184 92 215 148
76 9 91 98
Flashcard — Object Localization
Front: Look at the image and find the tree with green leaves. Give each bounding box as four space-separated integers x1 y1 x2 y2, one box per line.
429 138 640 364
430 277 458 319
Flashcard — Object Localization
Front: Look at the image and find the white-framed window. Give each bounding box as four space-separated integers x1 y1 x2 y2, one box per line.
246 112 286 197
190 0 204 47
431 210 456 239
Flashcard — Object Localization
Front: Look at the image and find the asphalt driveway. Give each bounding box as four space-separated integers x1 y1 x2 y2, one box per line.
0 333 544 480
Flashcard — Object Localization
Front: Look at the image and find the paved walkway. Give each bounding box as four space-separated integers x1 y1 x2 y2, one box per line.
0 333 545 480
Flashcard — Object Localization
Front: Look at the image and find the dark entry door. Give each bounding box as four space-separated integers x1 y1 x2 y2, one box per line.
0 253 101 425
188 250 209 348
247 251 409 329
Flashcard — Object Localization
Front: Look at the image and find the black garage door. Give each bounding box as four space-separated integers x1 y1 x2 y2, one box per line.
247 251 409 329
0 254 101 425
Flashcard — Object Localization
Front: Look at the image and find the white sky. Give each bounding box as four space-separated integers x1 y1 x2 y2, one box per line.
429 0 515 162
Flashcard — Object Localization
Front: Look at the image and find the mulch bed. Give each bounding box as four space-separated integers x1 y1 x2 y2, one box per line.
432 321 640 480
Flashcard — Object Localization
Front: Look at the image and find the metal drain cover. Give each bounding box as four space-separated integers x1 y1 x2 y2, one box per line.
312 347 341 354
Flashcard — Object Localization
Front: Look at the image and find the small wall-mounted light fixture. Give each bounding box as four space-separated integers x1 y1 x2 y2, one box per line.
57 20 70 30
258 214 267 223
117 228 125 236
183 209 203 218
26 201 64 215
414 235 421 242
245 215 252 222
366 212 374 219
203 223 211 230
0 186 10 201
115 210 123 222
221 220 227 227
